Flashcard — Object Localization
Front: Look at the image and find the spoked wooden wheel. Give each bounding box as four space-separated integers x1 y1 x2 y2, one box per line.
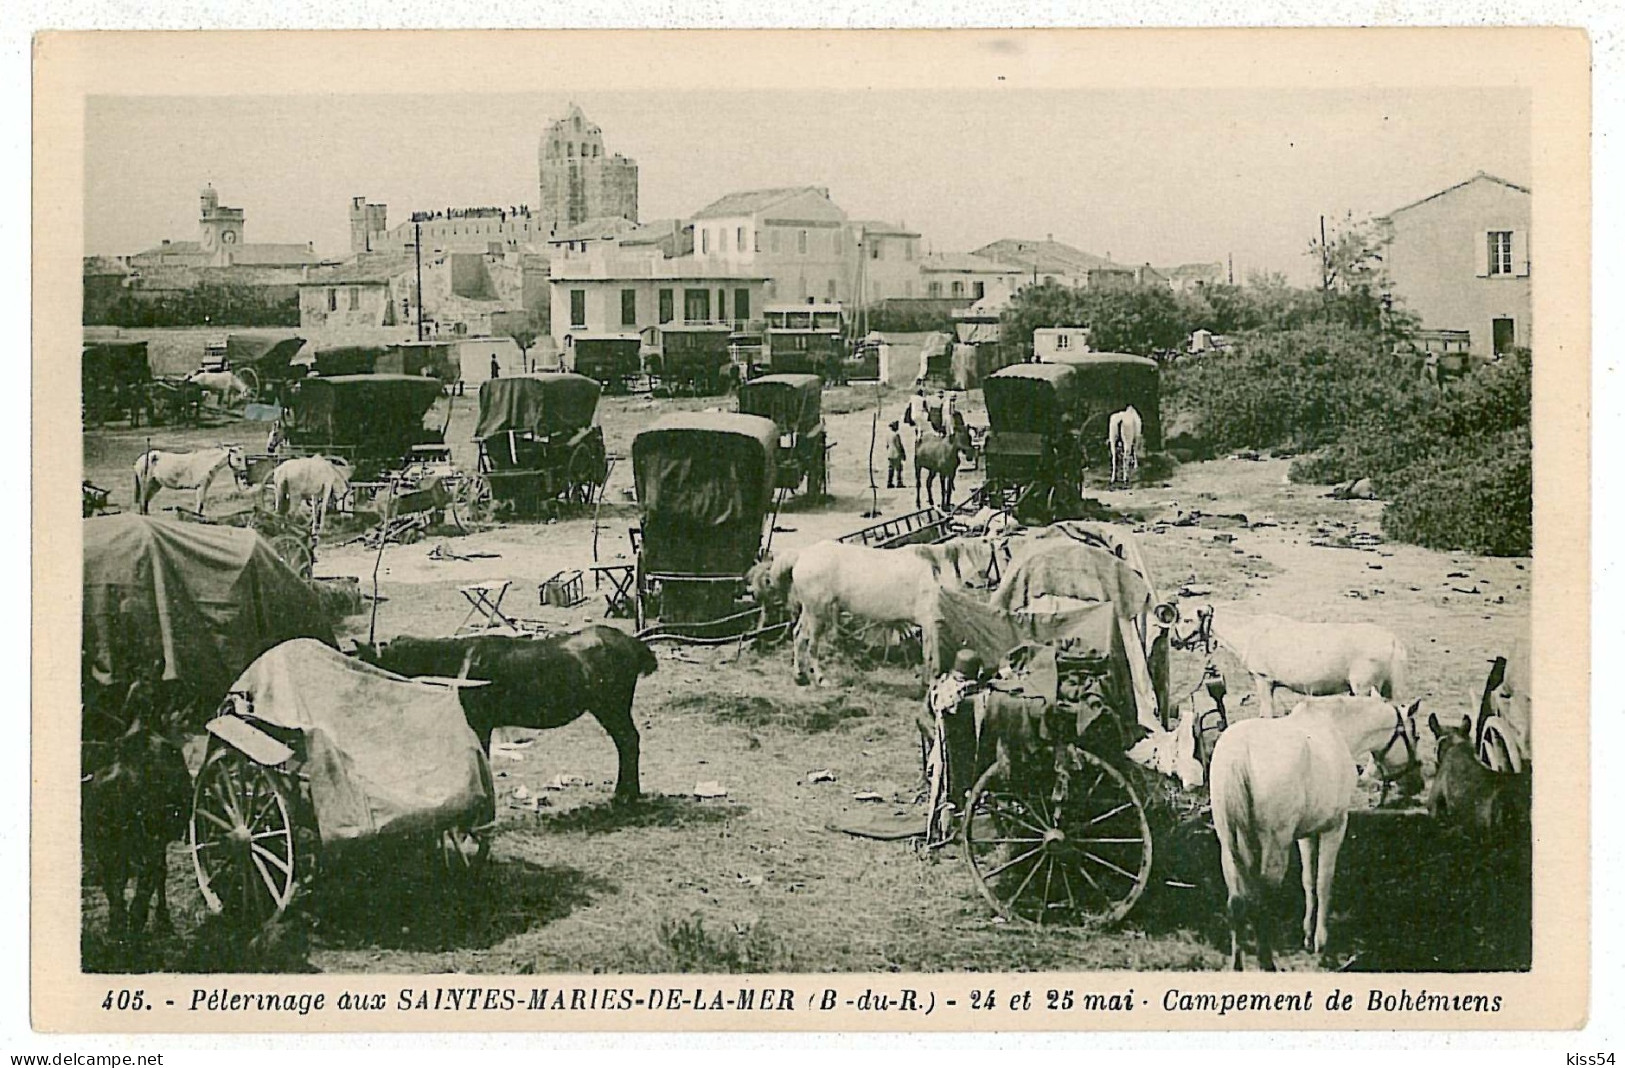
1478 718 1523 774
235 367 261 403
190 746 298 924
963 749 1153 927
565 443 604 506
266 532 314 579
451 474 494 531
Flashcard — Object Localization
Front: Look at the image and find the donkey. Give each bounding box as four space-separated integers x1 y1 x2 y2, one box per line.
132 444 245 515
1210 694 1423 969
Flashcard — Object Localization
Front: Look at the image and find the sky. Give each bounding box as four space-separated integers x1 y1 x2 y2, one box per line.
84 88 1529 286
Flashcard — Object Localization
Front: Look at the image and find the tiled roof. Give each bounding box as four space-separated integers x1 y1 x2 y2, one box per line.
922 252 1022 274
692 186 829 220
972 238 1119 275
1382 172 1532 218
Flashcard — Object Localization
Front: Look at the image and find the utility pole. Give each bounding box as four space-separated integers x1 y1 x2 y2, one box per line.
1227 252 1234 285
413 215 425 341
1319 214 1331 321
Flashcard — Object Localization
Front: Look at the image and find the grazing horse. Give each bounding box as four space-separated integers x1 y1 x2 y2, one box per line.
81 701 192 945
353 626 658 804
187 370 251 408
1107 405 1144 487
132 445 245 515
914 431 969 511
271 456 351 530
1210 694 1422 970
788 539 943 688
1199 606 1406 718
745 548 802 614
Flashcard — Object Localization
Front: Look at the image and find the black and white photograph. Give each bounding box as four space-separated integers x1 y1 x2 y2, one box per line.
33 28 1590 1030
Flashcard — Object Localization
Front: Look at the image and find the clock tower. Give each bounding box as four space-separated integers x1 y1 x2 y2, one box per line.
198 184 245 263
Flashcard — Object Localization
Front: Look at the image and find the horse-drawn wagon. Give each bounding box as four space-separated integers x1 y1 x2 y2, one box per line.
762 302 845 378
736 372 828 499
654 324 732 395
199 334 309 406
926 526 1205 926
1043 349 1162 453
981 362 1088 520
630 412 779 629
189 638 496 924
567 332 643 394
82 340 156 427
474 373 609 516
280 374 449 481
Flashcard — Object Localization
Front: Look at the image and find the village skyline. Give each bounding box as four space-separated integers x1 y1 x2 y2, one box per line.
84 86 1530 285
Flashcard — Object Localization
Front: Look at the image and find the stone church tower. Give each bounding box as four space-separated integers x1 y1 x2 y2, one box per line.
197 184 245 262
538 104 639 233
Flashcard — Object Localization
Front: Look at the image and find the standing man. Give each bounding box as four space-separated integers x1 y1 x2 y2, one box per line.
490 352 501 380
886 421 906 489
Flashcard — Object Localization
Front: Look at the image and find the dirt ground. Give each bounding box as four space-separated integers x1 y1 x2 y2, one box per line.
80 379 1531 974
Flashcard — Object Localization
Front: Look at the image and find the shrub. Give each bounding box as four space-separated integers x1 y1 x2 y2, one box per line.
1381 427 1531 556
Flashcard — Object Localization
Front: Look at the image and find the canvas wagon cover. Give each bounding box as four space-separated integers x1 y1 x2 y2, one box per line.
939 537 1162 731
310 346 386 377
286 374 445 448
82 515 333 701
228 639 495 845
226 334 306 372
632 412 778 574
737 373 823 435
474 374 601 440
983 362 1082 434
1043 350 1162 448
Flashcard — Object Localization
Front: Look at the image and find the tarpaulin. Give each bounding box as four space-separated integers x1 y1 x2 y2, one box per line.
227 639 495 846
285 374 445 453
983 362 1082 435
82 515 333 703
737 374 823 436
632 412 778 575
474 373 601 440
1039 351 1162 448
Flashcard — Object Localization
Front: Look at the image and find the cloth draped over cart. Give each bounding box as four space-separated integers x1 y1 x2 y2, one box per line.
632 412 778 576
937 533 1165 733
473 374 602 441
82 515 334 702
226 639 495 846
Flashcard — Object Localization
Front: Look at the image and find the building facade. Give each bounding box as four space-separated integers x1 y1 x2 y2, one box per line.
1379 172 1532 356
920 252 1024 301
548 252 769 350
852 221 922 301
128 185 327 272
538 104 639 234
689 186 856 305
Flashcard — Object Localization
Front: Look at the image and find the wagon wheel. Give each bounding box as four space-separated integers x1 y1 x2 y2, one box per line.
189 745 298 925
450 474 494 531
962 749 1153 927
235 366 261 403
266 532 314 579
1478 718 1523 774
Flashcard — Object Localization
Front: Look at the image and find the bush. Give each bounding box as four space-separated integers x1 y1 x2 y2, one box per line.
1381 428 1531 556
1164 324 1426 455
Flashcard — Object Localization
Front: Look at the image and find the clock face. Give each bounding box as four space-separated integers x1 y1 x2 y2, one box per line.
222 230 238 244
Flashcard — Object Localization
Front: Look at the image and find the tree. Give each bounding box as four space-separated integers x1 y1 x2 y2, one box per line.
1000 281 1196 358
1307 212 1403 335
508 326 539 371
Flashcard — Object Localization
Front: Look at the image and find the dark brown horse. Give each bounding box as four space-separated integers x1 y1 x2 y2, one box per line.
355 626 658 804
82 697 192 945
914 431 971 511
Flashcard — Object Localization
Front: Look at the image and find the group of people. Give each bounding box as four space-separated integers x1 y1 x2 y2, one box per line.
886 386 967 489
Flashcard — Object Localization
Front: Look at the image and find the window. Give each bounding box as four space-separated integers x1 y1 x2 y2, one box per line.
621 288 637 326
754 231 761 253
951 281 965 297
1056 333 1072 350
737 226 746 251
701 228 710 255
973 281 985 300
348 287 361 310
1488 231 1514 276
570 289 586 327
684 288 711 323
798 230 808 255
717 289 727 321
734 288 750 321
928 281 942 298
658 289 674 324
326 288 337 312
870 244 881 260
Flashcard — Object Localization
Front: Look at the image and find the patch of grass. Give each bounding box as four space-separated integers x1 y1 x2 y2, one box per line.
648 914 792 973
667 691 872 734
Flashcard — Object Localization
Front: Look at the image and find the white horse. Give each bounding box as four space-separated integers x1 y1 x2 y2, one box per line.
186 370 251 408
1199 607 1406 718
132 445 245 515
270 456 351 530
1210 694 1422 970
1107 405 1143 487
788 540 943 688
